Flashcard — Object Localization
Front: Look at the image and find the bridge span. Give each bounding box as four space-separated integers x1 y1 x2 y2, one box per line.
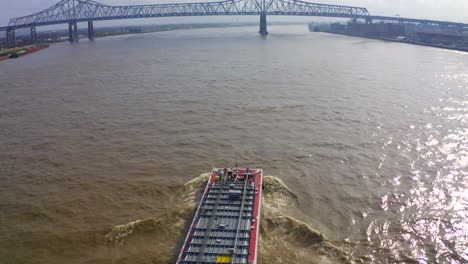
1 0 467 48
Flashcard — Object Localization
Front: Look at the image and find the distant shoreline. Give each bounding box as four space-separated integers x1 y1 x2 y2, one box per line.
0 44 49 61
1 22 306 49
317 30 468 53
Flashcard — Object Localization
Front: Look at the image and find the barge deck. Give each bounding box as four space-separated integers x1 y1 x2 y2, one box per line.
177 168 263 264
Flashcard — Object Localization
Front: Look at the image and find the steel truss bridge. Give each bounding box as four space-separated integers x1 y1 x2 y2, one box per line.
1 0 467 48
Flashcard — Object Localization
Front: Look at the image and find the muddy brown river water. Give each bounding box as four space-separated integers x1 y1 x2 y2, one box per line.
0 25 467 263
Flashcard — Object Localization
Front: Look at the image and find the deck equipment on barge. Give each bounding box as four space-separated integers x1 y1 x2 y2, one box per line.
177 168 263 264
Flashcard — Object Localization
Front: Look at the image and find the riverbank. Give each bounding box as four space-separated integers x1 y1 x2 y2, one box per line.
0 44 49 61
320 30 468 52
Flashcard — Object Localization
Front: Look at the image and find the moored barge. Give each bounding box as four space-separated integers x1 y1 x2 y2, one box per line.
177 168 263 264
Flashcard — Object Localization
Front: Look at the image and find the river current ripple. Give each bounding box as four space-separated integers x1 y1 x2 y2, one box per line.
0 25 467 263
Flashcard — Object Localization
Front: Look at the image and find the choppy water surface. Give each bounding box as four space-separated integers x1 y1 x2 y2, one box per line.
0 25 467 263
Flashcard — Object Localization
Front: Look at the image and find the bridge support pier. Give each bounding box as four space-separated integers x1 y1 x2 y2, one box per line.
69 22 78 42
12 30 17 48
30 27 37 43
259 13 268 35
365 17 373 24
87 21 95 40
68 23 74 42
5 29 10 48
6 29 17 48
73 22 79 42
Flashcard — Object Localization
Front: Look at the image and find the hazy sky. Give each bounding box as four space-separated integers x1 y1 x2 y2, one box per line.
1 0 467 26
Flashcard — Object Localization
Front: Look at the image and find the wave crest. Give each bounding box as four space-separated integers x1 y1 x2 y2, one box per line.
104 173 351 263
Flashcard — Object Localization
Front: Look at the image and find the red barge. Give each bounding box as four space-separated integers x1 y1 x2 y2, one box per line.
177 168 263 264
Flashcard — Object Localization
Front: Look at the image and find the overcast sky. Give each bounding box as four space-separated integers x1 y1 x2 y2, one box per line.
1 0 467 26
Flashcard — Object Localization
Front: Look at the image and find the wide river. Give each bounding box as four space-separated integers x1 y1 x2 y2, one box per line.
0 25 467 263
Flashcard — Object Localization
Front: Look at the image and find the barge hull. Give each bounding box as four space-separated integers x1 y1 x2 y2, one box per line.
177 168 263 264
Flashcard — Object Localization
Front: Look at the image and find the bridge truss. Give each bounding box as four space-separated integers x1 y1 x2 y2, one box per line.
0 0 467 48
4 0 369 29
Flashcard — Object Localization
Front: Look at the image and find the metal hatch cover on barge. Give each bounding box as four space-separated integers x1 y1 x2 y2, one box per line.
177 168 263 264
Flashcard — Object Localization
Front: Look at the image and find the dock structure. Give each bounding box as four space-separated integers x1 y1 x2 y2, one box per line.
177 168 262 264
